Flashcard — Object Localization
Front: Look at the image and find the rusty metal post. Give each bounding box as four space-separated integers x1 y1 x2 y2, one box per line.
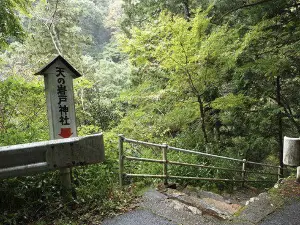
119 134 124 187
162 143 168 186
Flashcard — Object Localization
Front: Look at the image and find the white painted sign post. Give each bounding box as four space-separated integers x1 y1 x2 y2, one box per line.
35 55 82 194
283 136 300 182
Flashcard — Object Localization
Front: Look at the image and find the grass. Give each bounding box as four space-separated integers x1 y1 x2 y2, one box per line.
0 163 139 225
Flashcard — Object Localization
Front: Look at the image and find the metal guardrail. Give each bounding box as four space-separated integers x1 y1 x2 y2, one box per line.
0 133 105 179
118 135 282 187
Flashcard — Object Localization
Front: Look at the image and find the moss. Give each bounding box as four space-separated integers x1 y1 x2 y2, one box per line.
268 176 300 207
233 205 247 217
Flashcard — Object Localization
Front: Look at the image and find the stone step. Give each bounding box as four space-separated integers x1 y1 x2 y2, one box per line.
181 186 226 202
164 188 242 220
232 192 277 224
140 189 221 225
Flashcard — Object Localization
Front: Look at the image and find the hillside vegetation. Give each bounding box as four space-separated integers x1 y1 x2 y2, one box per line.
0 0 299 224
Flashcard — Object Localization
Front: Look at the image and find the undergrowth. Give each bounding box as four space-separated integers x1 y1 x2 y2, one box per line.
0 132 281 224
0 161 138 225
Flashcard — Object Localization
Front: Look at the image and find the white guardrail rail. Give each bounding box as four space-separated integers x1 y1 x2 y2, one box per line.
0 133 105 179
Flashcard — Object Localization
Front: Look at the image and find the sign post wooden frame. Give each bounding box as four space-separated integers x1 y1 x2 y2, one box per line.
35 55 82 196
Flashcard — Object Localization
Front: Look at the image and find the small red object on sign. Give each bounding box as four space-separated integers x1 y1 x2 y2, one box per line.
59 128 73 138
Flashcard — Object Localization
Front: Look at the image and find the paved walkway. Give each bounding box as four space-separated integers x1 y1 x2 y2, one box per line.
102 187 300 225
101 209 176 225
102 189 220 225
259 200 300 225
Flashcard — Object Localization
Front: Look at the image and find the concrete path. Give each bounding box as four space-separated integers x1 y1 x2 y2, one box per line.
102 188 221 225
101 209 176 225
230 192 277 224
259 200 300 225
101 186 300 225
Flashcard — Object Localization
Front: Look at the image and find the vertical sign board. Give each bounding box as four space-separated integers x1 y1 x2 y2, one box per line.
35 55 81 140
35 55 82 193
45 63 77 139
44 60 77 139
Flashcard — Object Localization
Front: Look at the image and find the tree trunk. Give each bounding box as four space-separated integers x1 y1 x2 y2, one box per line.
214 114 221 141
197 95 208 143
276 76 284 177
182 0 191 21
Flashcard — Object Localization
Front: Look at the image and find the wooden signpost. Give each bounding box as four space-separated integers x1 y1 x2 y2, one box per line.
35 55 81 195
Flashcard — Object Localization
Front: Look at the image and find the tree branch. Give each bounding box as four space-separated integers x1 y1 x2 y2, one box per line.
182 0 191 21
48 0 59 30
45 0 63 55
179 41 200 96
49 25 62 55
270 95 300 134
51 24 63 55
219 0 274 21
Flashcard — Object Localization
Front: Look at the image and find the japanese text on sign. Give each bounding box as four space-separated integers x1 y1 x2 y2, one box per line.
56 67 70 125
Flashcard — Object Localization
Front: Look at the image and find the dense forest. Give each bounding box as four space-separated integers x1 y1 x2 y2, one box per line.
0 0 300 224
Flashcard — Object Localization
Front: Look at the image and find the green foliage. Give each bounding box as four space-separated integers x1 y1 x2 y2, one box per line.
0 76 48 146
0 128 137 224
121 0 210 30
118 8 242 145
0 0 30 50
115 0 300 191
1 0 300 223
0 172 61 224
212 94 254 110
0 161 137 225
0 0 135 224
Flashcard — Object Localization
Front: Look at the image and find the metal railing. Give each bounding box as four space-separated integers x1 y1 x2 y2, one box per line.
0 133 105 179
118 135 282 187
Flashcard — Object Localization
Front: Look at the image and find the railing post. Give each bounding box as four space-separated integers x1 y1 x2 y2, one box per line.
278 166 282 181
119 134 125 187
162 143 168 186
242 159 246 187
